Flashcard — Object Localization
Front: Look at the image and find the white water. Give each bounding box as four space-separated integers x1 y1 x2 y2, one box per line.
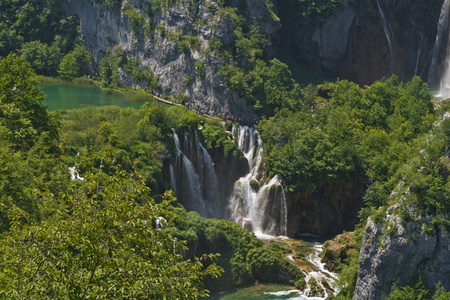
169 165 176 193
229 126 288 236
429 0 450 98
171 129 221 218
414 36 423 76
69 166 84 181
376 0 394 75
300 243 337 299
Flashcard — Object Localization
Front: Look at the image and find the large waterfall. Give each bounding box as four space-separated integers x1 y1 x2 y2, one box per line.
228 126 288 237
429 0 450 98
171 129 220 219
170 126 288 237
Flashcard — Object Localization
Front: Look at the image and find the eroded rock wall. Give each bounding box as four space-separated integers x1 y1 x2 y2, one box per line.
286 174 368 236
353 204 450 300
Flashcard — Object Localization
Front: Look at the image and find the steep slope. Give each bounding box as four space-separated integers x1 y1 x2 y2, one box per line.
275 0 444 85
61 0 279 119
353 113 450 299
353 207 450 299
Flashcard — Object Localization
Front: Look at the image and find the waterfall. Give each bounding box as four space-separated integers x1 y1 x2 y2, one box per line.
171 126 289 237
169 165 176 193
69 166 84 181
429 0 450 98
376 0 394 75
171 129 221 219
228 126 288 237
414 36 424 76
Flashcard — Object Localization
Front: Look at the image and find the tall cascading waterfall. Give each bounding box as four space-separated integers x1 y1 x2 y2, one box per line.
429 0 450 98
171 129 220 218
376 0 395 75
228 126 288 237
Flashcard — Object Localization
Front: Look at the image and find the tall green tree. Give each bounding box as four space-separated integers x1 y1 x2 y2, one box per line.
0 54 59 150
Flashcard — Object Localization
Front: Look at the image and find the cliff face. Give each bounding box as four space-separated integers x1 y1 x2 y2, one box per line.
286 174 368 236
341 0 444 85
353 204 450 300
279 0 444 85
62 0 278 119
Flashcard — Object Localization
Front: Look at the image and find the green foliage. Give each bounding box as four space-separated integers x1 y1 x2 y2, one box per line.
196 61 206 79
58 53 78 80
123 2 146 37
201 121 240 159
0 54 59 150
184 74 194 88
19 40 62 76
99 47 159 89
165 204 303 290
387 274 450 300
294 278 306 290
0 0 78 57
0 154 222 298
258 75 435 192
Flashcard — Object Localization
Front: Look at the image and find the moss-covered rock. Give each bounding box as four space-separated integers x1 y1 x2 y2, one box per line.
321 231 357 272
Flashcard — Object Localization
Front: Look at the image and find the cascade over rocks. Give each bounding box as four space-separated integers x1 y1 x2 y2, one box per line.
353 204 450 299
166 129 248 219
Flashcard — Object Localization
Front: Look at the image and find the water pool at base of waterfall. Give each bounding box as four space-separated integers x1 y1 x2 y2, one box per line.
210 284 326 300
209 284 324 300
210 236 337 300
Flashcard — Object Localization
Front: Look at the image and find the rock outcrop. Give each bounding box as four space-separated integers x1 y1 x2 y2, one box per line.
62 0 278 119
321 231 357 272
353 204 450 300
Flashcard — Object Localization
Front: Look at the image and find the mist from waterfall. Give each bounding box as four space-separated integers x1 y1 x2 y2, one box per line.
376 0 394 75
228 126 288 237
429 0 450 98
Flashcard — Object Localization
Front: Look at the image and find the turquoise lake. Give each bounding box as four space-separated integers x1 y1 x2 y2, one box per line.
41 84 150 111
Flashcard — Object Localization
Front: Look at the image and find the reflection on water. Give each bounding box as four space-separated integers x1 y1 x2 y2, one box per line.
41 84 150 111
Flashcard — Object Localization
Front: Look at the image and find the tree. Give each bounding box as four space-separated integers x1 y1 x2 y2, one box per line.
0 150 222 299
0 54 59 150
19 40 62 76
58 53 78 80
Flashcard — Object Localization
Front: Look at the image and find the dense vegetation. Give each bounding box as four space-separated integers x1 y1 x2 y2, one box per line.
2 0 450 298
0 0 91 79
0 54 307 297
0 55 223 297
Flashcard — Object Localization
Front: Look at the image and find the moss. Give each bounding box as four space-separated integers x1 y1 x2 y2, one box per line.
249 179 260 191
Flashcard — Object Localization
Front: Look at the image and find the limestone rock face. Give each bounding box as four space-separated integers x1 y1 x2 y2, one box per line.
62 0 278 119
312 0 357 78
353 204 450 300
332 0 443 84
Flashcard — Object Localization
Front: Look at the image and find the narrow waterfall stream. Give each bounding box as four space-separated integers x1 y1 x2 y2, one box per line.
228 126 288 237
429 0 450 98
376 0 394 75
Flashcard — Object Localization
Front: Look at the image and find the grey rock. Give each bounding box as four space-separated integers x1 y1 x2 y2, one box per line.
312 0 357 74
61 0 277 120
353 207 450 300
